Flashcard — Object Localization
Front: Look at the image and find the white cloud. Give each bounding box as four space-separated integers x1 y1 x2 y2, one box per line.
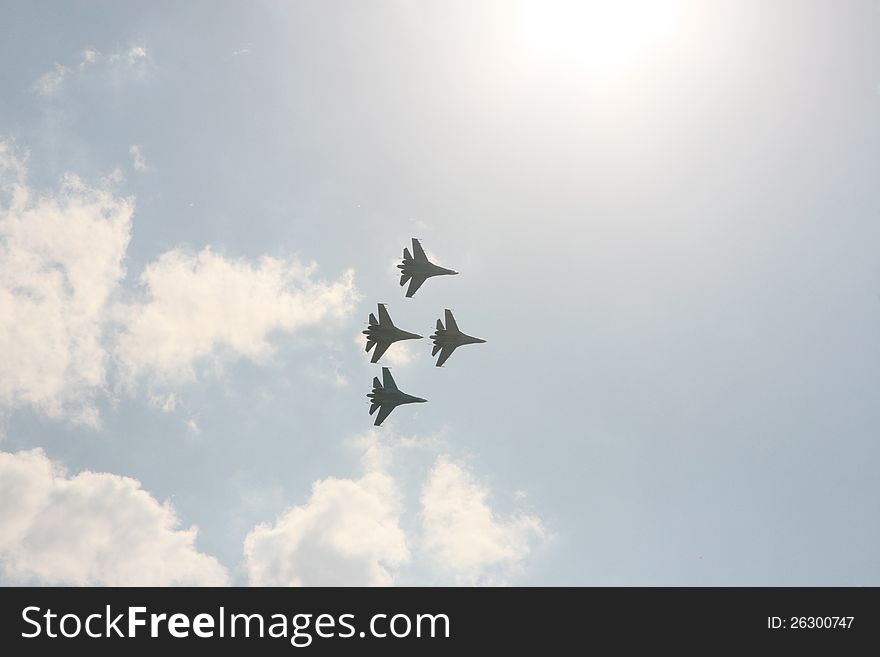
0 141 359 423
244 435 408 586
304 354 349 388
0 448 228 585
420 456 546 584
149 392 178 413
0 141 27 187
33 44 149 96
34 63 69 96
126 46 147 64
101 167 125 186
129 144 147 171
396 431 443 451
115 248 357 384
385 341 419 366
77 48 99 70
244 434 546 587
0 146 133 425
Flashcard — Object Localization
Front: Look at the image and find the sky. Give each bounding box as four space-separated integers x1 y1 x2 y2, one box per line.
1 0 878 586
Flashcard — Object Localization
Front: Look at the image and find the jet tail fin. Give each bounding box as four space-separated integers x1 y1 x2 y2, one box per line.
411 238 429 263
400 273 411 287
377 304 393 327
369 402 380 415
403 247 413 261
372 376 382 390
432 344 441 356
368 313 377 325
444 309 459 332
436 319 444 331
382 367 398 391
366 340 376 353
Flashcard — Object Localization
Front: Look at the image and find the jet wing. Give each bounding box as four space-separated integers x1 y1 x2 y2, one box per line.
405 275 427 298
444 309 459 332
377 304 393 327
374 404 395 426
435 345 457 367
370 341 391 364
411 238 429 263
382 367 398 390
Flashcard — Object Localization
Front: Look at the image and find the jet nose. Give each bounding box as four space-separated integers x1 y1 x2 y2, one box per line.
475 338 486 343
414 397 428 403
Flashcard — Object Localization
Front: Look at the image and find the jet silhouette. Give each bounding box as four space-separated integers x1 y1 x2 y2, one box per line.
430 309 486 367
397 238 458 298
363 303 422 363
367 367 427 426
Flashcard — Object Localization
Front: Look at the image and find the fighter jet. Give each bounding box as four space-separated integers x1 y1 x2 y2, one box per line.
367 367 427 426
397 238 458 297
362 303 423 363
430 309 486 367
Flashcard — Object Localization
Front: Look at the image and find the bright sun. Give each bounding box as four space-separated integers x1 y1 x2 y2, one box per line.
519 0 687 78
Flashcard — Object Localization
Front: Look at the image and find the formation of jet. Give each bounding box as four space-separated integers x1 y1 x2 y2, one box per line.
430 309 486 367
397 238 458 298
367 367 427 426
364 239 486 426
363 303 422 363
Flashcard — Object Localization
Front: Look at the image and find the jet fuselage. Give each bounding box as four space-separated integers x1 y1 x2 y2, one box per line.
367 388 427 407
363 325 422 343
398 261 458 278
430 331 486 348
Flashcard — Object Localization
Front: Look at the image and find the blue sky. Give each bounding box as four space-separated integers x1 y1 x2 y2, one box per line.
1 0 879 585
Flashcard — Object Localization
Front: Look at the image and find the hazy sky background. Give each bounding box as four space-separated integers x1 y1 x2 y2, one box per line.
1 0 878 585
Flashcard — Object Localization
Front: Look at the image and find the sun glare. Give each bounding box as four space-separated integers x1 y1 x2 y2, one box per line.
519 0 687 77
